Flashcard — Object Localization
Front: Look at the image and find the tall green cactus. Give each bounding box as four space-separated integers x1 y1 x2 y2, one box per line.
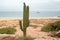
19 3 29 37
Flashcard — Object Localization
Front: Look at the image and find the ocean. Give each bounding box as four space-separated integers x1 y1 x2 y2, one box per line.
0 11 60 18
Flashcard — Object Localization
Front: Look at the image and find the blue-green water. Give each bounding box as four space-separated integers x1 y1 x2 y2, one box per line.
0 11 60 18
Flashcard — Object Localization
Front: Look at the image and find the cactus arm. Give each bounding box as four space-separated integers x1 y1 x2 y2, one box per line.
19 21 23 31
26 6 29 27
27 6 29 20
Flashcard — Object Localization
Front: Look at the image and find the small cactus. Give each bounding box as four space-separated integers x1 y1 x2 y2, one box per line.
19 2 29 37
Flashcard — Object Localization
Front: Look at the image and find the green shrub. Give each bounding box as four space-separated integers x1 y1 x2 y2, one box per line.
41 21 60 32
0 27 16 34
16 36 35 40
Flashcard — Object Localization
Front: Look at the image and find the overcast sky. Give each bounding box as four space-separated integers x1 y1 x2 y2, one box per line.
0 0 60 11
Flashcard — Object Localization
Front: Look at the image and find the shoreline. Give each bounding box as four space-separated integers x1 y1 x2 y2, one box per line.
0 17 60 20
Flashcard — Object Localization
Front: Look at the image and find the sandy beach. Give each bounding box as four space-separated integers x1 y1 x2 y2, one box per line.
0 17 60 40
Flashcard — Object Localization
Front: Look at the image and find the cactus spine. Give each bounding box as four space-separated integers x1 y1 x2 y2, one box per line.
19 3 29 37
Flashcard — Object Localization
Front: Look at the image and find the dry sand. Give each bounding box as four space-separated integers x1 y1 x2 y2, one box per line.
0 17 60 40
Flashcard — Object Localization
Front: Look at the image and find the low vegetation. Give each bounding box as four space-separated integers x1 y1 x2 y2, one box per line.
41 21 60 37
0 27 16 34
15 36 35 40
41 21 60 32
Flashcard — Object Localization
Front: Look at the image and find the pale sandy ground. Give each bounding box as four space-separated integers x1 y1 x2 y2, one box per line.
15 26 60 40
0 18 60 40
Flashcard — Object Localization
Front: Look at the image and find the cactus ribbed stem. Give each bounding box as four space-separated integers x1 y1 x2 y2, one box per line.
19 2 29 37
